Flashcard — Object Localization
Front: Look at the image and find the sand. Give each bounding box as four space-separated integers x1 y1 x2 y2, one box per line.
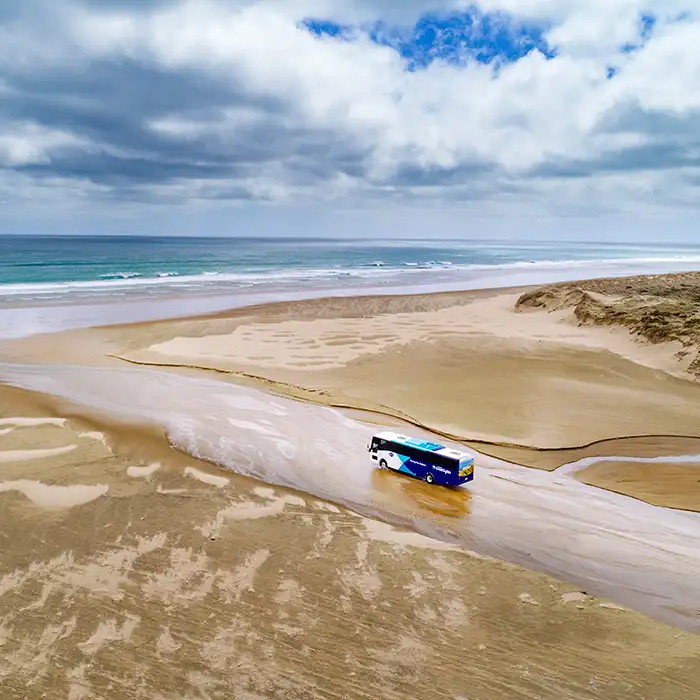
0 444 78 463
0 480 109 509
184 465 230 488
575 459 700 511
96 291 700 451
1 384 700 699
6 283 700 503
3 277 700 697
126 462 162 478
140 292 692 378
48 286 697 516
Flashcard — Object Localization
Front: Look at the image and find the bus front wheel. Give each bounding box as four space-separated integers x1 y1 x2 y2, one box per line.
379 459 388 469
425 473 435 484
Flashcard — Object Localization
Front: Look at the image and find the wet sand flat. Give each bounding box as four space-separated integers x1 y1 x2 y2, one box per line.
101 291 700 448
34 285 700 512
575 459 700 511
3 357 699 630
2 384 700 699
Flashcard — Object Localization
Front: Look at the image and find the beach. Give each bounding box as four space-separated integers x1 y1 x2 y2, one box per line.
2 271 700 698
5 0 700 690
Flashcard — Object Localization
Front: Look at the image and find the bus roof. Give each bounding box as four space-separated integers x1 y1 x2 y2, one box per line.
372 431 473 462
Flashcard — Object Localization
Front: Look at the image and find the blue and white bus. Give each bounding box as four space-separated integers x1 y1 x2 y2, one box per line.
368 431 474 487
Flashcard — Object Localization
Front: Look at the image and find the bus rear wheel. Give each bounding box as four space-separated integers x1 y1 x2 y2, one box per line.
425 473 435 484
379 459 388 469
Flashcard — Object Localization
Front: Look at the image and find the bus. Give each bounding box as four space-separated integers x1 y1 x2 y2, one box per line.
367 431 474 487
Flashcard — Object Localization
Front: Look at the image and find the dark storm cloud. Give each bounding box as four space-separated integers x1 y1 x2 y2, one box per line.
387 162 495 187
0 48 373 197
530 102 700 181
0 0 374 201
3 60 247 151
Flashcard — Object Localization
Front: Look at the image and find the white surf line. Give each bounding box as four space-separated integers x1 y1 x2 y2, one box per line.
0 444 78 464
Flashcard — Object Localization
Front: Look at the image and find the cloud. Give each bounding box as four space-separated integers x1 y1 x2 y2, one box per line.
0 0 699 237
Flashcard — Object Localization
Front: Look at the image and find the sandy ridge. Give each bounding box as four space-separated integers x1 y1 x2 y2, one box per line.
109 351 700 468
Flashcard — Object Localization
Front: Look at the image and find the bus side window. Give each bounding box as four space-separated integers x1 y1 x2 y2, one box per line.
400 445 420 461
432 454 457 471
384 441 401 455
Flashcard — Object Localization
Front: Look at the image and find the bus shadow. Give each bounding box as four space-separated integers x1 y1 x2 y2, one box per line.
370 467 472 519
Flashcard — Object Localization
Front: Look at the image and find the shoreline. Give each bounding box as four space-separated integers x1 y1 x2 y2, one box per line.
5 256 700 340
4 272 700 488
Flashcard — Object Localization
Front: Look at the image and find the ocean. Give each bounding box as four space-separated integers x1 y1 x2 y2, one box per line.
2 235 700 338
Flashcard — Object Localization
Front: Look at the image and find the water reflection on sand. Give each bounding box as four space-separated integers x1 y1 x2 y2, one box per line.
370 468 472 519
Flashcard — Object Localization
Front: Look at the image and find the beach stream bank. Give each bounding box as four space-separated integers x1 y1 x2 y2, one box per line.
1 358 699 634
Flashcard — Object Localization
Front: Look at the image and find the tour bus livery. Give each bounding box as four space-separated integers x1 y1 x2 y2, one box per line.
368 431 474 487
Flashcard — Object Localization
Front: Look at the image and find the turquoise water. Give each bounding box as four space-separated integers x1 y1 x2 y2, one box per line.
2 235 700 339
2 235 700 290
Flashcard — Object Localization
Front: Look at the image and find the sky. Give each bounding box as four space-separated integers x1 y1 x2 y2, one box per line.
0 0 699 240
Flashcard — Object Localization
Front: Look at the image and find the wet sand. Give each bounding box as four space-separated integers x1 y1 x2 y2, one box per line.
107 293 700 448
51 286 700 506
3 358 699 630
2 384 700 699
575 459 700 512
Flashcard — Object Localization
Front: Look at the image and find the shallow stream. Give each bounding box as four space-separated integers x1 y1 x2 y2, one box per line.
1 361 699 631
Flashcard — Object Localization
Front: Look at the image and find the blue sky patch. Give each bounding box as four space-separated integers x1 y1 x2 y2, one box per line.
621 13 657 53
301 7 556 71
608 12 658 79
